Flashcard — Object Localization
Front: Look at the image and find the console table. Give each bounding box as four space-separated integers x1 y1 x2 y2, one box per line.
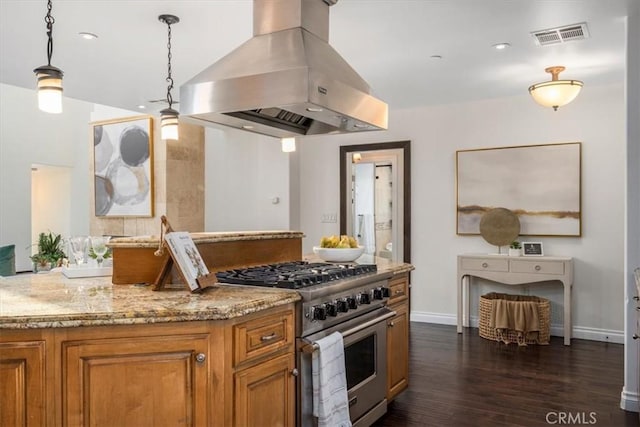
457 254 574 345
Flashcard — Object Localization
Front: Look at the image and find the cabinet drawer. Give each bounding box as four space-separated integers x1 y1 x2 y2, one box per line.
460 257 509 272
510 260 565 275
234 309 294 366
388 274 409 303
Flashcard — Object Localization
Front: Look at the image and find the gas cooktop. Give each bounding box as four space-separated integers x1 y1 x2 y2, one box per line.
215 261 377 289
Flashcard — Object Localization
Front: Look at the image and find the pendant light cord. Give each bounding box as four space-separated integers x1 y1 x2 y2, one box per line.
165 20 174 109
44 0 54 66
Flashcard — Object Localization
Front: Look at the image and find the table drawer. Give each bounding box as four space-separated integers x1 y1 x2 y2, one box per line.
510 260 565 275
460 257 509 272
234 309 294 367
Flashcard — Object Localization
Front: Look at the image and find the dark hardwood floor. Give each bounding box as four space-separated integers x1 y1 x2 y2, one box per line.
373 323 639 427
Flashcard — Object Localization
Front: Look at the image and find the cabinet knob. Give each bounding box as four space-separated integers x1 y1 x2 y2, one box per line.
634 335 639 340
261 332 277 342
388 321 395 327
290 368 299 377
535 265 541 271
634 296 640 301
195 353 206 363
482 262 488 268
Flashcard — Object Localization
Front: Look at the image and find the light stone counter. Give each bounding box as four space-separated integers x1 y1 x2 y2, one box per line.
0 272 300 329
110 230 305 248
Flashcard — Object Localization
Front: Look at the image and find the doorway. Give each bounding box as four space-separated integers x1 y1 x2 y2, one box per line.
340 141 411 263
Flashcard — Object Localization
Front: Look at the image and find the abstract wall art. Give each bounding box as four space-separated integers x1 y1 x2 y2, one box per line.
456 142 581 236
92 116 154 217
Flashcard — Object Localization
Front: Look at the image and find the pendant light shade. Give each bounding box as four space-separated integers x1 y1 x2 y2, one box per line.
528 66 583 111
34 65 63 113
161 107 179 140
34 0 63 114
159 14 180 140
281 137 296 153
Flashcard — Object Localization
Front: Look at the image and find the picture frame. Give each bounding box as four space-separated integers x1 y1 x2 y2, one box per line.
522 242 544 256
92 116 154 217
456 142 581 236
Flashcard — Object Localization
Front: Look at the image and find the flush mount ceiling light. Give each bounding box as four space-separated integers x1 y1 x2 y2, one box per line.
158 14 180 140
33 0 63 114
528 66 583 111
281 137 296 153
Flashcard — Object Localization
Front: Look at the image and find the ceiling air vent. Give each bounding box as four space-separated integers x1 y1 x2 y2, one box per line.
531 22 590 46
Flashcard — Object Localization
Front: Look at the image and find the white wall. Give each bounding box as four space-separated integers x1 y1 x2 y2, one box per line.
622 0 640 412
0 84 142 271
298 83 626 339
31 165 72 256
204 126 291 232
0 84 94 271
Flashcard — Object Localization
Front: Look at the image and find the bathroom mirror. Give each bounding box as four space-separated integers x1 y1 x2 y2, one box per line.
340 141 411 263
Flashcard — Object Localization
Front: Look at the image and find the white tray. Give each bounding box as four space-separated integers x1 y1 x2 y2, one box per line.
62 265 112 278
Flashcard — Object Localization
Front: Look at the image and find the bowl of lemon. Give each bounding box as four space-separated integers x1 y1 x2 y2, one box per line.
313 235 365 262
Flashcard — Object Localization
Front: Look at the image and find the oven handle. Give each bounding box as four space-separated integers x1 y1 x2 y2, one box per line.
300 309 396 354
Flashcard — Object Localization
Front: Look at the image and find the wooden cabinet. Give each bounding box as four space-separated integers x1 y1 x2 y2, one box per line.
0 334 49 427
61 326 211 426
234 353 295 427
232 306 296 427
0 303 297 427
386 273 409 401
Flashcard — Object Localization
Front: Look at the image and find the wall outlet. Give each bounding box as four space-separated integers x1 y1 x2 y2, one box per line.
321 213 337 223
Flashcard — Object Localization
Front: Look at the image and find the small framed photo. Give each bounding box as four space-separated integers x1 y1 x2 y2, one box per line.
522 242 544 256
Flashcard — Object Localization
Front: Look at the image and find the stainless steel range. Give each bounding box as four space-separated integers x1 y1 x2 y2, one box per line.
216 261 394 427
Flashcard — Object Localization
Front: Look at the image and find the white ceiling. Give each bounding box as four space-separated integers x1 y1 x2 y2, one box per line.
0 0 631 115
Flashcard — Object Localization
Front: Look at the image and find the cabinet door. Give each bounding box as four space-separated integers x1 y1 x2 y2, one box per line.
387 301 409 401
0 341 46 427
63 333 209 426
234 353 295 427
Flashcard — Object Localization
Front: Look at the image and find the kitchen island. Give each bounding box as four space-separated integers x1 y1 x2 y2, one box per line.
0 272 300 426
1 251 413 427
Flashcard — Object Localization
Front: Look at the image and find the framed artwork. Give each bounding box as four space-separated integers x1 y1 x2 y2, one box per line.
92 116 154 217
456 142 581 236
522 242 544 256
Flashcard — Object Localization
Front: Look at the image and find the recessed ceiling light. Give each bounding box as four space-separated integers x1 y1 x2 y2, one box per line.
137 105 146 109
492 42 511 50
242 125 254 130
78 32 98 40
306 107 323 112
430 55 443 60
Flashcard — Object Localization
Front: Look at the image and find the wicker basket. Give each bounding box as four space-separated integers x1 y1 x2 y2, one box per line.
479 292 550 345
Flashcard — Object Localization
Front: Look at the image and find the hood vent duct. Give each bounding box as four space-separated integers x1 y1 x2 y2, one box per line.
180 0 388 138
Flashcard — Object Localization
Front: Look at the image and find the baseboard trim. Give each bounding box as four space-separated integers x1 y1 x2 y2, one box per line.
410 311 624 344
620 388 640 412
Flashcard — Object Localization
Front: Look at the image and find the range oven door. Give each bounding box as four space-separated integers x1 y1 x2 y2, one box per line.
298 306 395 426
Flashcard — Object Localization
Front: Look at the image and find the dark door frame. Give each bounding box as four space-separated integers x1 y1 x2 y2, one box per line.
339 141 411 263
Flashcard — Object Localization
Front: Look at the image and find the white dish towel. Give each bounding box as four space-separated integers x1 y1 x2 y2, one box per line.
312 332 352 427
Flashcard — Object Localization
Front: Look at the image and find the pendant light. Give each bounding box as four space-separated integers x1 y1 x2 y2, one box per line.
33 0 63 114
159 14 180 140
281 137 296 153
528 66 583 111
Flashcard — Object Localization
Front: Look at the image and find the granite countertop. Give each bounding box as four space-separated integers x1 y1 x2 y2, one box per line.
0 255 413 330
110 230 305 248
0 272 301 329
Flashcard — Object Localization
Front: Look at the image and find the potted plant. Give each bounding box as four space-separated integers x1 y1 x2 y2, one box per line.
509 240 522 257
30 231 66 272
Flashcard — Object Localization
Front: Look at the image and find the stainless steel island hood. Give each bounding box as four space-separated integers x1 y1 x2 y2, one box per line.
180 0 388 139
